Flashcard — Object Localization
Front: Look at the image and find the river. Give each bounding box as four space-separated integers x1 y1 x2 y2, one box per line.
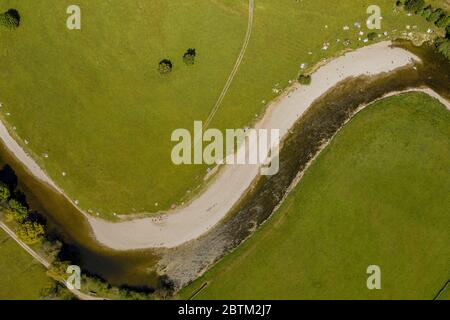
0 41 448 290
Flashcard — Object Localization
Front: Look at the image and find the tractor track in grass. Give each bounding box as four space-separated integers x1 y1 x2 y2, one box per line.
203 0 254 130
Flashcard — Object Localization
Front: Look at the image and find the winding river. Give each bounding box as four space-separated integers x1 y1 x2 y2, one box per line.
0 40 449 289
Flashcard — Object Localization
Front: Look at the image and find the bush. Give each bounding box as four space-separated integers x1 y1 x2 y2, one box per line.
427 8 445 23
17 221 45 245
404 0 425 13
7 199 29 222
298 74 312 85
0 9 20 29
41 239 63 262
183 48 196 65
41 283 76 300
158 59 173 74
0 183 10 201
437 38 450 59
421 5 434 19
367 32 377 41
47 261 71 283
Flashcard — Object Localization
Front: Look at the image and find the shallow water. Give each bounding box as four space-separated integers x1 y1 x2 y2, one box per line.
0 41 448 290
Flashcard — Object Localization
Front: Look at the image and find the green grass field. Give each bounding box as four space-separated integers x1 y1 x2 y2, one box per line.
0 228 54 299
0 1 437 217
181 92 450 300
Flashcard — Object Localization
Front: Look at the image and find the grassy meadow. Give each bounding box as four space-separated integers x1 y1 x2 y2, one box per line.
0 228 55 299
0 1 439 217
180 92 450 300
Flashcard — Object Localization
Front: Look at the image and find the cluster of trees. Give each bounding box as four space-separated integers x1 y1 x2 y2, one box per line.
0 164 173 300
158 48 197 75
1 183 45 245
397 0 450 59
0 9 20 29
47 260 174 300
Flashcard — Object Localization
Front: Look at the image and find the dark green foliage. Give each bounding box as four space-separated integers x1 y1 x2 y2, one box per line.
435 15 450 28
421 5 433 19
0 9 20 29
158 59 173 74
427 8 445 23
437 38 450 59
7 199 29 223
404 0 425 13
0 183 10 201
17 221 45 245
401 1 450 60
183 48 196 65
298 74 312 85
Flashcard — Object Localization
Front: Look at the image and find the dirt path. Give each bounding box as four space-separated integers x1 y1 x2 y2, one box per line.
203 0 254 129
0 221 105 300
0 221 50 268
0 41 445 250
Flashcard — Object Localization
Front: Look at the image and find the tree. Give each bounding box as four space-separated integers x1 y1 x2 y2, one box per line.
421 5 434 19
7 199 29 222
298 74 312 85
183 48 196 65
17 221 45 245
0 9 20 29
47 261 71 283
404 0 425 13
427 8 445 23
0 183 10 202
437 39 450 60
436 15 450 28
158 59 173 74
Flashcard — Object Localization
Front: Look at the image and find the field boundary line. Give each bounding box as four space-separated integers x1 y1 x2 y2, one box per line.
434 280 450 300
203 0 254 129
187 281 209 300
0 221 50 268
